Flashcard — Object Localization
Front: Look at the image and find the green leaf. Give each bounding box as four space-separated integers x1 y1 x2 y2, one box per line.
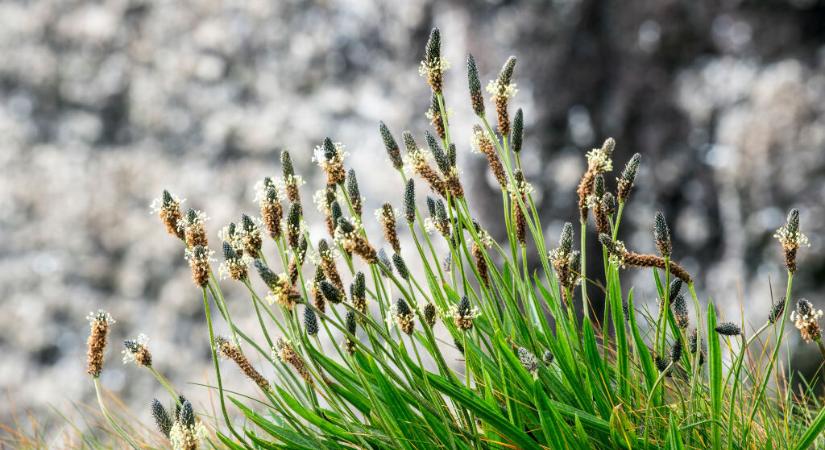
793 404 825 450
667 414 686 450
707 304 723 450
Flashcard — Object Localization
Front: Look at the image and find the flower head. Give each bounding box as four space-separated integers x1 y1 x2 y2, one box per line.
774 209 808 273
151 190 186 240
791 299 822 343
86 310 115 378
451 296 480 331
122 333 152 367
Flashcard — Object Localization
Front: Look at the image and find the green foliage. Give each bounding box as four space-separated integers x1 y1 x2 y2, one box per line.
92 29 825 450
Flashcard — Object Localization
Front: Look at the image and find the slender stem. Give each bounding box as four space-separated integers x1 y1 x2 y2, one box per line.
93 378 140 449
201 287 245 444
148 366 180 403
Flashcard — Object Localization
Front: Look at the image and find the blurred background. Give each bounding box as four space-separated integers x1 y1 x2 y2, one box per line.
1 0 824 444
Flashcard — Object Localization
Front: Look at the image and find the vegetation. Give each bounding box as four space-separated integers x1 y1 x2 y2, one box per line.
84 29 825 449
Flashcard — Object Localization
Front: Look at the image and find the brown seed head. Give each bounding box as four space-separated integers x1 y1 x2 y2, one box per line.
217 336 269 391
86 310 114 377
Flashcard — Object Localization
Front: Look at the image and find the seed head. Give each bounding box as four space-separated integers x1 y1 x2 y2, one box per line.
304 306 319 336
281 150 303 204
344 311 357 354
655 354 671 376
426 131 450 175
319 280 342 304
420 28 447 93
774 208 808 273
311 268 326 314
181 208 209 249
559 222 573 254
672 294 689 329
487 56 517 135
791 298 823 343
274 338 313 385
653 211 672 257
452 296 479 331
217 336 270 391
379 122 403 170
423 302 437 327
715 322 741 336
543 350 554 365
287 202 302 249
392 253 410 280
617 153 641 202
467 54 485 116
377 248 393 276
151 399 173 438
185 245 213 287
350 272 367 315
509 108 524 154
472 125 507 187
689 329 700 354
669 279 683 302
517 347 538 378
315 138 347 185
378 203 400 253
670 338 683 363
86 310 114 378
169 400 208 450
395 298 415 335
427 93 446 140
347 169 362 217
404 179 416 224
601 193 616 216
240 214 263 256
152 190 185 240
122 333 152 367
259 184 283 240
768 297 786 324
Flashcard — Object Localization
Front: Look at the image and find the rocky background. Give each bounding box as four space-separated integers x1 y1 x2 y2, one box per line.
1 0 824 444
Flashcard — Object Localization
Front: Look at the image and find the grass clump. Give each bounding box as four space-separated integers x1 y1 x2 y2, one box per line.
85 29 825 449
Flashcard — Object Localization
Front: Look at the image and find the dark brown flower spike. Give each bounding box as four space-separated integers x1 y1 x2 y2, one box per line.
488 56 517 136
395 298 415 335
347 169 362 217
653 211 671 258
576 138 615 222
186 245 212 287
404 179 416 224
259 180 283 240
599 233 692 283
86 310 114 378
344 311 357 355
378 203 400 253
428 93 446 140
467 54 485 117
774 209 808 273
350 272 367 315
403 131 447 196
421 28 446 94
473 125 506 188
281 150 302 204
275 338 313 385
217 336 269 391
153 190 185 240
379 121 404 170
123 334 152 367
452 296 478 331
617 153 641 202
512 108 524 153
182 208 209 249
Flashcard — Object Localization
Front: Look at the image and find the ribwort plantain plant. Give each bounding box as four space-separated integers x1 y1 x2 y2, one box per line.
86 30 825 450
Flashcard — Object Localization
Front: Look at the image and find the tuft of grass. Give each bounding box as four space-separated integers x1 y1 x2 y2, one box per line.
80 29 824 450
